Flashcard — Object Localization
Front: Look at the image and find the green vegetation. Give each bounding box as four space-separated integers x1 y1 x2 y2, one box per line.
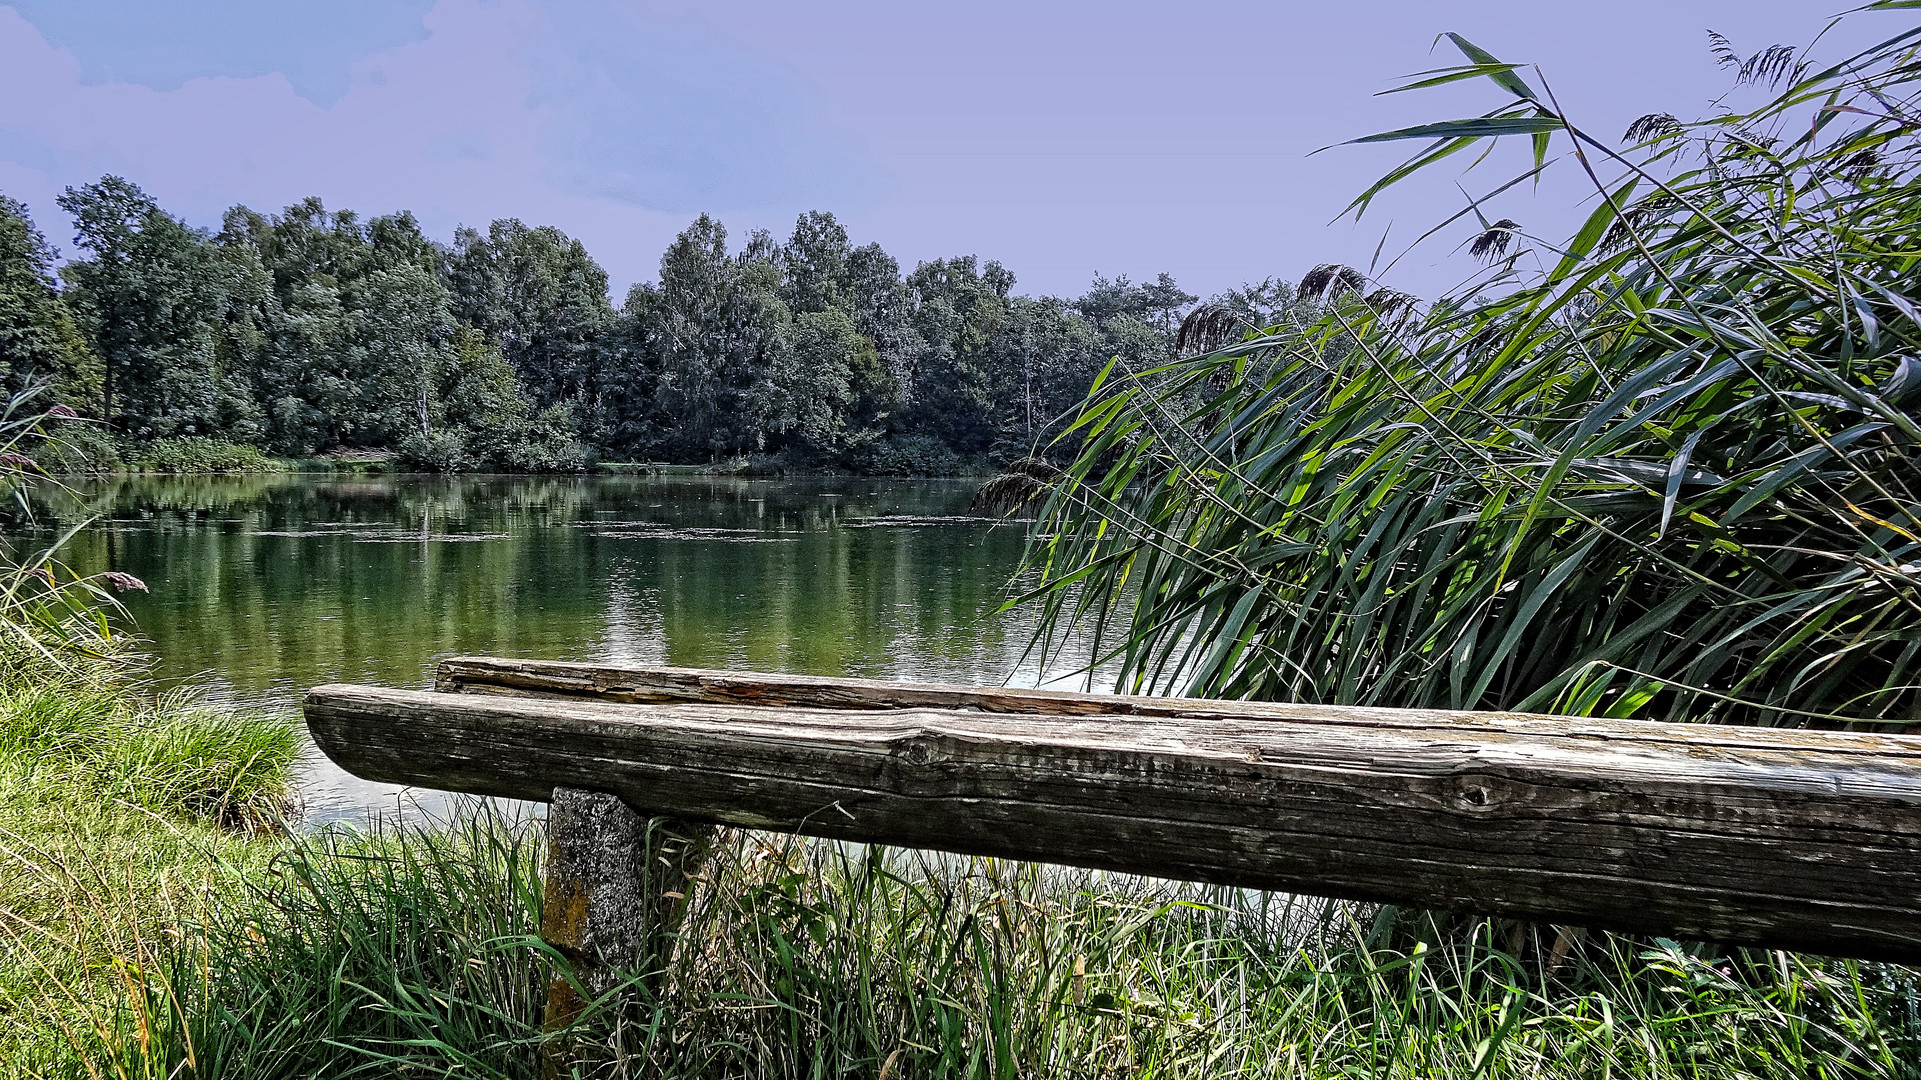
0 196 97 410
5 11 1921 1078
0 551 1913 1078
0 671 296 1072
21 432 285 475
1022 11 1921 728
125 437 281 474
3 812 1909 1078
1 183 1203 475
0 394 299 1071
0 567 298 1072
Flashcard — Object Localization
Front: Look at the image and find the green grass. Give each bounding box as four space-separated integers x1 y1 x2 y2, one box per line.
0 644 297 1075
0 685 296 828
27 809 1915 1079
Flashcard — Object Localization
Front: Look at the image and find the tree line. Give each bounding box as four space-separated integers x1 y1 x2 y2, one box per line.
0 176 1283 474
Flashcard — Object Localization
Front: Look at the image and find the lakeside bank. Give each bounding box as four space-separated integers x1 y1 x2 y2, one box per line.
9 657 1917 1077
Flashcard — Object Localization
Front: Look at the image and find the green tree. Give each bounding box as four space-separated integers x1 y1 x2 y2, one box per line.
398 326 588 472
1140 272 1197 341
752 307 871 458
998 296 1105 453
1075 271 1195 356
843 243 920 396
636 215 793 459
358 212 456 447
58 176 236 437
447 219 614 421
778 210 851 315
904 256 1015 455
213 200 460 454
218 198 363 452
0 196 98 410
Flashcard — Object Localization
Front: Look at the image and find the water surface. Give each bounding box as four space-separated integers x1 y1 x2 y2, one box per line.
23 475 1096 820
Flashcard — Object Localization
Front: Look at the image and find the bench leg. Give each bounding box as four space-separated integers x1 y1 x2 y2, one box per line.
539 786 715 1075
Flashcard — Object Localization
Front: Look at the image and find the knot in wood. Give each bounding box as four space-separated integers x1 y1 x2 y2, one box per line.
900 736 941 767
1451 775 1501 813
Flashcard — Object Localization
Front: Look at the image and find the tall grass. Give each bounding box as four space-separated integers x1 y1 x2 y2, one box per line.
0 652 298 1076
1017 7 1921 726
0 386 302 1074
58 812 1921 1079
73 808 549 1080
0 679 295 828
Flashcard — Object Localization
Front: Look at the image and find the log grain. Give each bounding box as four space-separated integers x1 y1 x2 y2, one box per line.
306 674 1921 963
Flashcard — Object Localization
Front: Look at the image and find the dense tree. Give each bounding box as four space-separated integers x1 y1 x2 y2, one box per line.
395 326 588 472
228 198 363 451
0 197 96 409
1213 277 1300 330
641 215 791 458
18 177 1230 472
1076 271 1196 353
999 296 1106 452
902 256 1015 454
211 199 459 453
778 210 851 315
58 177 239 437
447 220 615 423
755 307 869 458
841 242 919 407
357 212 458 447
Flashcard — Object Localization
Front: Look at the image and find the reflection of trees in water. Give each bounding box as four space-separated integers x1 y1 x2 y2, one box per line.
17 476 1082 714
29 473 995 536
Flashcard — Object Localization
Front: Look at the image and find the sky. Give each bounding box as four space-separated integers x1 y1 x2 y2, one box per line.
0 1 1896 303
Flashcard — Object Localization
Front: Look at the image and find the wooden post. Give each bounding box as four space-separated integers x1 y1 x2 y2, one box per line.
538 787 714 1077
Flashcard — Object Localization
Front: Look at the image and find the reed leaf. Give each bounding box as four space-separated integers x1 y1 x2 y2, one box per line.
1018 12 1921 728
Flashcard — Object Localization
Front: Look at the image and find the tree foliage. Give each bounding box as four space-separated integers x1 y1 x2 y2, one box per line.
0 197 95 410
3 178 1220 472
59 177 236 439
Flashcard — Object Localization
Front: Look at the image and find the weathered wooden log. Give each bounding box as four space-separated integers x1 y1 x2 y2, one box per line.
306 678 1921 963
434 654 1270 717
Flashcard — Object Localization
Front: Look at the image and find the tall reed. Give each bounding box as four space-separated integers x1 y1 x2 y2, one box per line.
1018 7 1921 727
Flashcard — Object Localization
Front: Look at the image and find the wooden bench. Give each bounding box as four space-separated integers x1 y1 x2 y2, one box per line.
305 656 1921 990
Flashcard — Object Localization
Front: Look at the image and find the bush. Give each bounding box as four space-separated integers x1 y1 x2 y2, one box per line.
498 405 595 474
27 419 122 474
846 434 963 477
127 437 279 474
395 430 476 473
404 406 596 474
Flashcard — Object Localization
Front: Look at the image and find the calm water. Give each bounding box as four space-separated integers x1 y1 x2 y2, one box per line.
18 474 1100 820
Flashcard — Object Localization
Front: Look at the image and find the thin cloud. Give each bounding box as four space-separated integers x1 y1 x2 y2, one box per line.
5 0 436 106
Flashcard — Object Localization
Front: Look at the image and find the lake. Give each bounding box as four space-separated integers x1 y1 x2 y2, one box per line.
17 474 1103 821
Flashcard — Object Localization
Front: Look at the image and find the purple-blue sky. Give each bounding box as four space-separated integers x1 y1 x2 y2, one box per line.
0 1 1891 302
